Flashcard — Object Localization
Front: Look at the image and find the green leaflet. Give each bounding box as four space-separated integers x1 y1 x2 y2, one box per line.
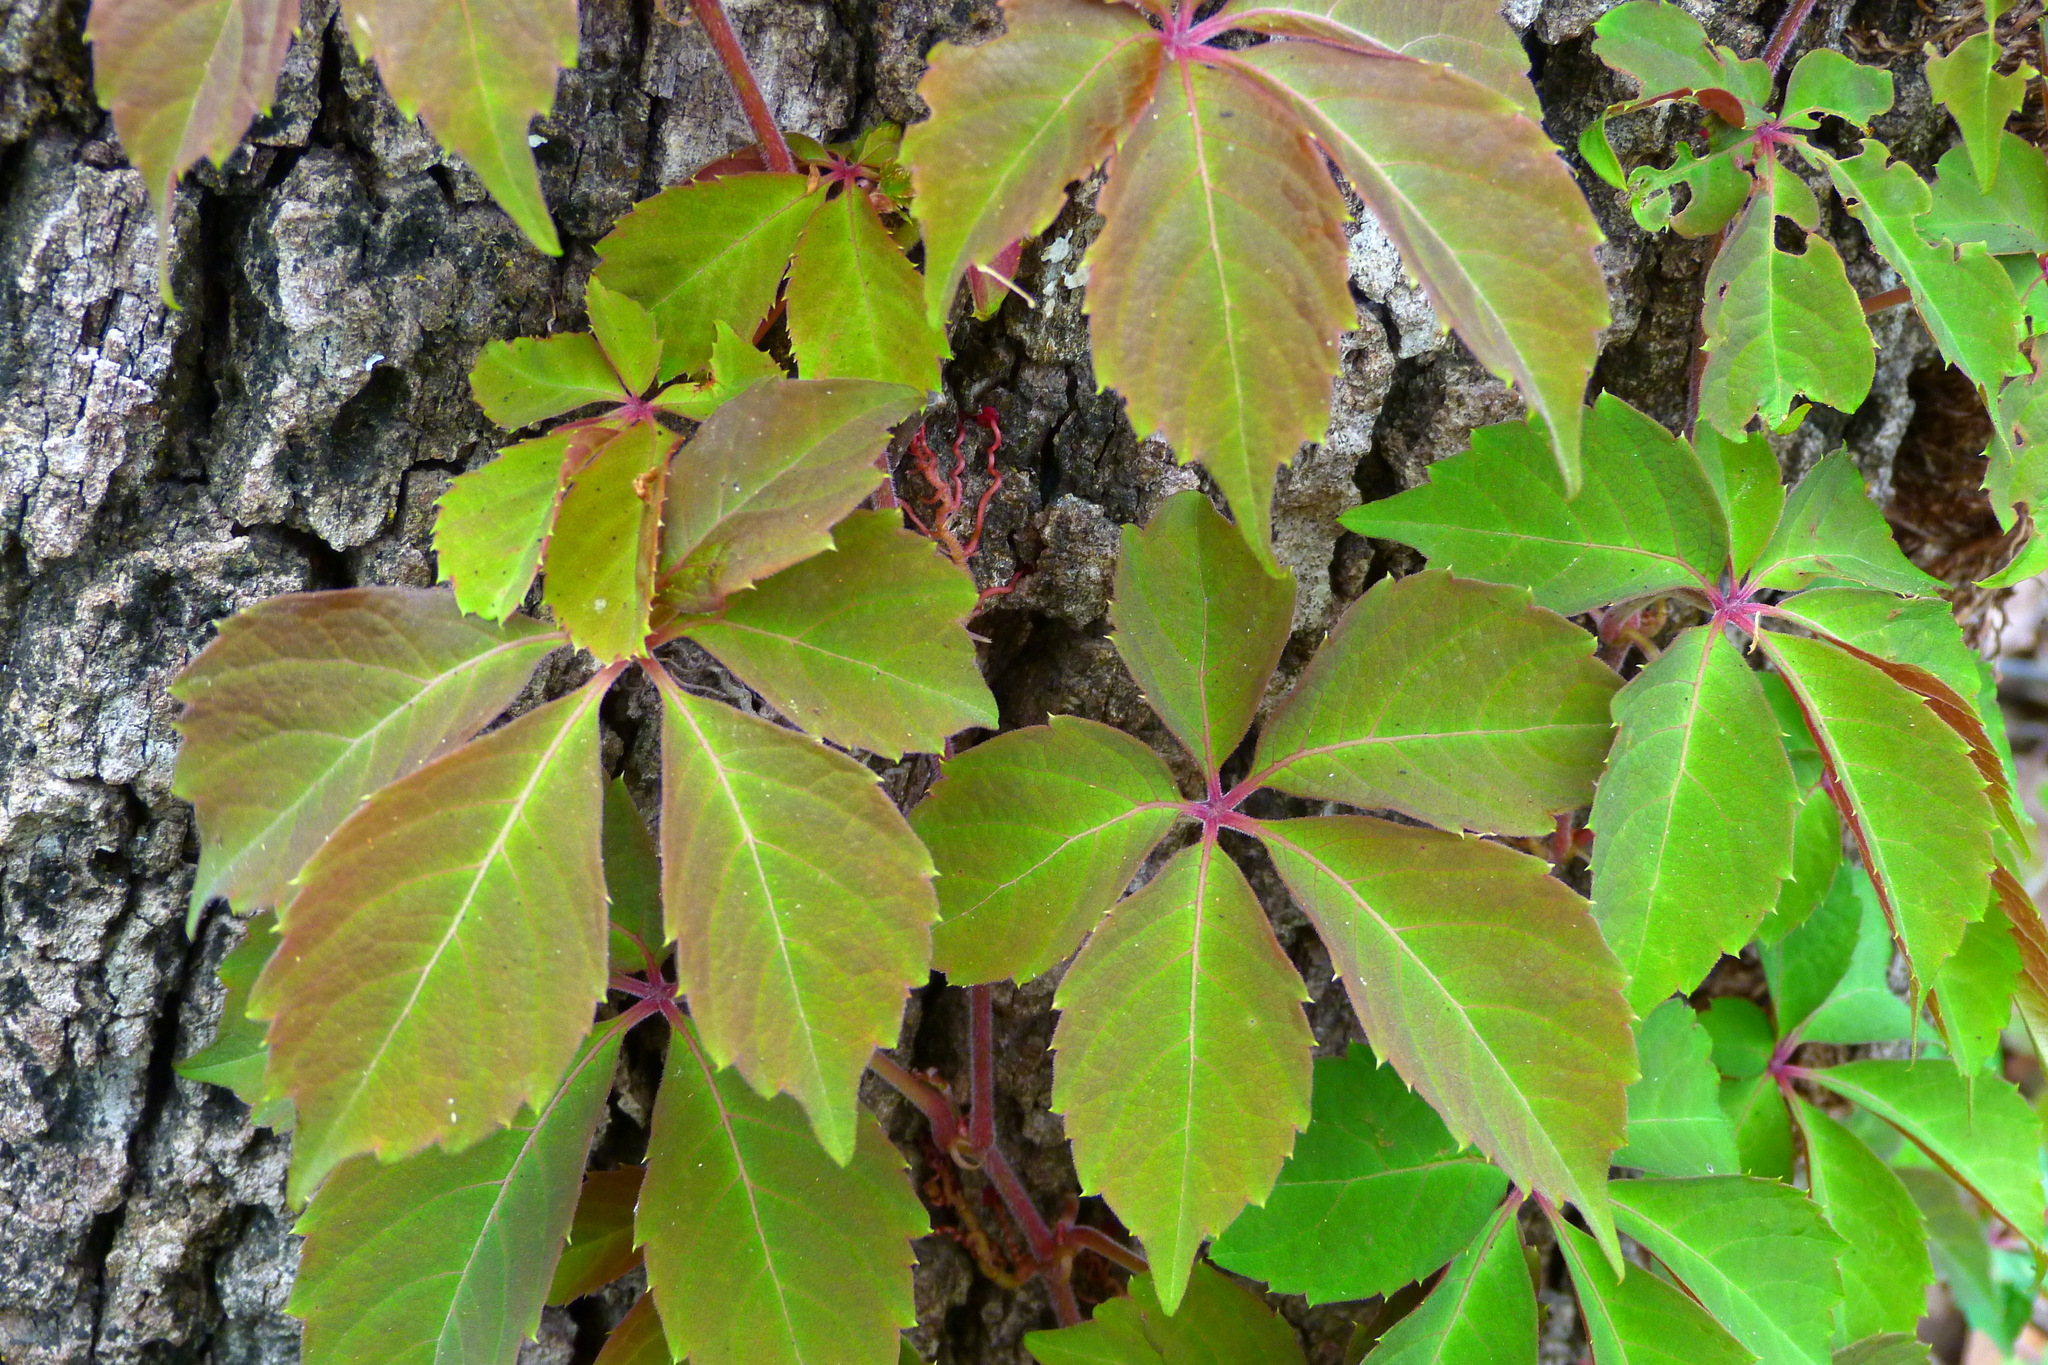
654 670 936 1164
594 172 820 379
1988 364 2048 529
1253 571 1621 837
1758 789 1842 947
602 776 663 971
655 321 789 421
1768 589 1981 704
683 510 996 760
1111 490 1296 773
1929 912 2021 1075
547 1165 643 1304
585 279 659 397
342 0 577 255
1022 1266 1306 1365
1897 1166 2030 1352
1780 49 1893 130
176 914 293 1131
914 717 1180 984
1698 158 1873 439
1226 0 1539 112
593 1295 666 1365
252 678 610 1204
1617 1001 1743 1179
544 420 669 662
1791 866 1915 1047
1053 841 1314 1312
469 332 625 430
1341 395 1726 615
1721 1073 1795 1181
1591 1 1773 122
289 1021 619 1365
1926 31 2031 193
1693 426 1786 579
1748 454 1946 596
659 378 923 613
1609 1176 1846 1365
1759 632 1996 991
1261 814 1633 1260
1364 1199 1536 1365
1924 137 2048 254
787 189 949 391
1627 141 1753 237
1994 866 2048 1060
1793 1101 1932 1343
436 430 577 621
1700 998 1774 1080
638 1022 924 1365
1210 1047 1511 1304
1803 1059 2045 1249
1552 1216 1756 1365
1832 1338 1932 1365
171 587 560 926
1591 624 1799 1013
1086 57 1353 573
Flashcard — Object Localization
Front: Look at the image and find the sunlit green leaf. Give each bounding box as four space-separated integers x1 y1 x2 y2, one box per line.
1930 912 2020 1075
1747 454 1945 596
1769 589 1980 704
544 420 670 662
1364 1199 1535 1365
1793 1100 1931 1343
470 332 624 430
1781 50 1894 130
788 190 949 391
1253 571 1620 837
653 320 789 421
913 717 1182 985
1832 1336 1931 1365
1627 142 1752 237
1553 1214 1756 1365
547 1165 643 1305
176 913 293 1131
1591 1 1772 122
1757 789 1842 947
1693 425 1785 579
602 776 663 972
436 430 579 621
585 278 658 397
1926 136 2048 253
1054 840 1313 1311
1926 32 2030 193
1210 1046 1511 1303
1617 1001 1743 1178
1023 1266 1306 1365
1720 1073 1794 1181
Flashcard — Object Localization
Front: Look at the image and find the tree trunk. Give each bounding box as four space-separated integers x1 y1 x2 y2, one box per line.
0 1 1991 1362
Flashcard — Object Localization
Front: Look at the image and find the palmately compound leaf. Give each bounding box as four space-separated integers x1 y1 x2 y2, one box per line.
906 0 1164 321
1365 1199 1536 1365
342 0 578 254
1261 814 1633 1259
1924 137 2048 254
289 1024 619 1365
682 510 995 761
912 717 1181 984
1616 1001 1743 1179
1053 840 1313 1312
1925 30 2030 193
1803 1058 2045 1250
653 668 936 1164
1699 158 1874 439
1086 58 1353 572
1792 1101 1932 1343
1781 49 1895 130
1209 1045 1511 1304
1222 0 1540 113
1747 454 1946 596
1930 912 2021 1076
469 331 625 430
544 420 671 662
1111 489 1296 774
252 677 609 1202
1242 39 1608 492
172 587 561 925
787 189 949 391
1552 1216 1756 1365
1609 1176 1846 1365
658 378 922 612
1591 0 1772 122
436 430 584 621
547 1165 643 1304
602 777 664 971
1023 1266 1306 1365
638 1021 923 1365
1759 631 1996 990
176 914 293 1131
1253 571 1621 837
1591 624 1799 1013
595 173 819 379
1341 394 1727 615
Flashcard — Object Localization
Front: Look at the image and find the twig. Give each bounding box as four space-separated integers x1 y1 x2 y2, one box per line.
681 0 797 173
1764 0 1824 73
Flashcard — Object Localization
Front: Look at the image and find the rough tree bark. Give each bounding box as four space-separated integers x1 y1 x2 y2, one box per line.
0 0 2002 1362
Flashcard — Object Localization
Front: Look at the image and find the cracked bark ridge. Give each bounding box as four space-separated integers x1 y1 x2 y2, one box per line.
0 1 1969 1363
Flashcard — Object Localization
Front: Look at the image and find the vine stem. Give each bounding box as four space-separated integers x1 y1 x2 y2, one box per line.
1763 0 1823 73
683 0 797 172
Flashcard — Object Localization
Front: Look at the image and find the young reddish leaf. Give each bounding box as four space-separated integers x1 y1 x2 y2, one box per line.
253 677 609 1203
544 419 670 662
1805 1059 2045 1249
658 378 922 612
683 510 995 760
1590 624 1799 1014
1023 1266 1306 1365
176 913 294 1132
1610 1176 1845 1365
585 278 660 396
1590 1 1773 121
1616 1001 1743 1179
1209 1046 1511 1304
1552 1216 1756 1365
1924 137 2048 254
1693 424 1786 581
470 332 626 430
436 431 582 621
637 1021 923 1365
1765 865 1913 1047
602 776 664 972
1792 1100 1932 1342
1747 454 1946 596
653 320 788 421
342 0 578 254
1926 32 2030 193
653 669 936 1163
1781 50 1895 130
289 1023 619 1364
1757 787 1841 946
1721 1074 1795 1181
1252 572 1621 837
787 189 950 391
1341 395 1727 615
904 0 1165 321
1052 840 1314 1312
1240 40 1608 492
1221 0 1539 114
1758 631 1996 990
1086 58 1352 571
547 1166 644 1305
1365 1199 1536 1365
594 174 819 379
1929 910 2021 1075
1260 814 1633 1261
1111 490 1295 775
593 1294 667 1365
911 716 1182 984
172 587 561 923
